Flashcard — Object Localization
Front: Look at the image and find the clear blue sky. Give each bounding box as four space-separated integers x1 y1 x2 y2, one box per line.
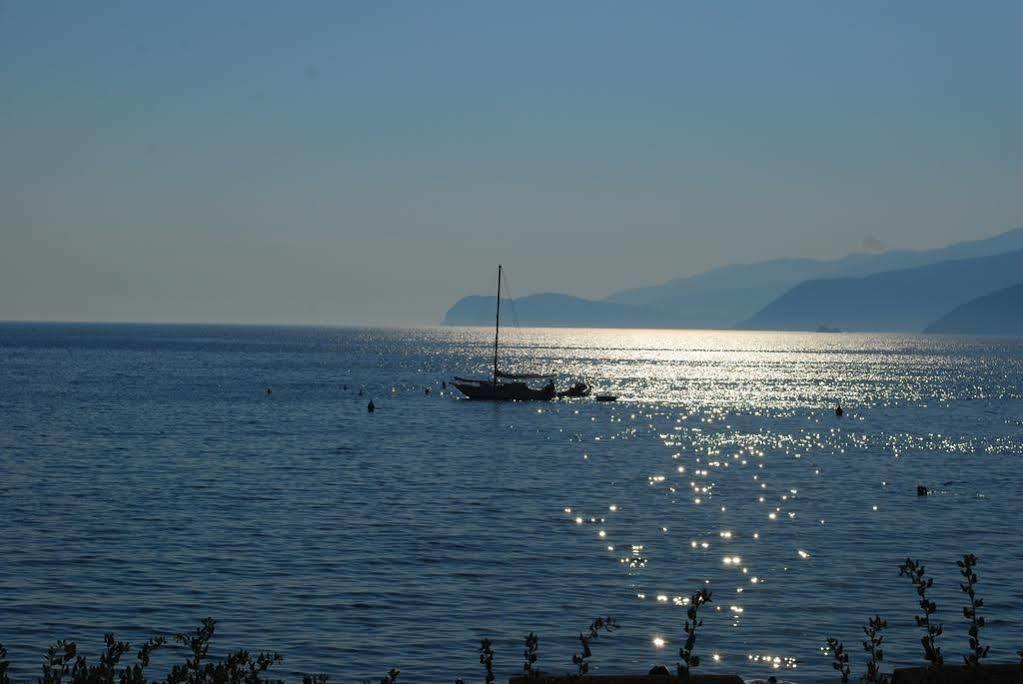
2 0 1021 325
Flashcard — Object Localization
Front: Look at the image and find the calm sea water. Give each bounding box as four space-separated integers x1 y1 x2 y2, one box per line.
1 323 1022 682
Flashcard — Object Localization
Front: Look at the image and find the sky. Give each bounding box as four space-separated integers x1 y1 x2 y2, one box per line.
2 1 1021 325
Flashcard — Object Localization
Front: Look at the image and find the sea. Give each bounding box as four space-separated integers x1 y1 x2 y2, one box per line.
1 323 1022 682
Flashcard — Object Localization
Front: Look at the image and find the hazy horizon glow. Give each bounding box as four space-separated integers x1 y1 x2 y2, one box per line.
2 1 1022 325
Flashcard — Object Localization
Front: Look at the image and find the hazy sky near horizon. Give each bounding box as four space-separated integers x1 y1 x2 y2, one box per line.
2 1 1022 325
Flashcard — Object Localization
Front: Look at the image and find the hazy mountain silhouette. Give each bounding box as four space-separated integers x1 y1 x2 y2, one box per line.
443 229 1023 328
924 283 1023 335
740 248 1023 332
604 228 1023 327
443 293 671 328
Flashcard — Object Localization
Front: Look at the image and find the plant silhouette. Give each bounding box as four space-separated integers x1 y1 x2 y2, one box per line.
826 637 850 683
899 558 943 670
522 633 539 678
478 638 494 684
677 589 712 681
0 643 10 684
861 614 888 684
571 616 618 676
957 553 989 666
0 619 316 684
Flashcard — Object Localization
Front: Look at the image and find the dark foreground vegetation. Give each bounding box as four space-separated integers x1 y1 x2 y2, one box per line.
2 556 1022 683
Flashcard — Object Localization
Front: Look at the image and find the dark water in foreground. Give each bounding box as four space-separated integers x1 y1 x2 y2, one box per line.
1 323 1022 682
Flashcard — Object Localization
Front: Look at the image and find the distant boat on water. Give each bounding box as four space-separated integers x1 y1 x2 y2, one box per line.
557 381 591 399
453 265 574 401
816 324 842 333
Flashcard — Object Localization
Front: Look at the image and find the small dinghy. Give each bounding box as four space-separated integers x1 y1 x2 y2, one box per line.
595 394 617 402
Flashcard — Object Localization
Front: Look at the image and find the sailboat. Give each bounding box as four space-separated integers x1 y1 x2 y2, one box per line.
452 265 558 401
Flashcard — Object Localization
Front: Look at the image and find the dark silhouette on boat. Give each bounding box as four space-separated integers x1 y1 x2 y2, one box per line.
558 381 592 398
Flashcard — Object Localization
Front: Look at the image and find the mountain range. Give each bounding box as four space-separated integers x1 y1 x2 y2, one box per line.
442 228 1023 334
740 248 1023 331
923 283 1023 335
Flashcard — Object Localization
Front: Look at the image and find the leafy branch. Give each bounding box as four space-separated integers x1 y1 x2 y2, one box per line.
522 633 539 678
861 615 887 684
826 638 850 683
0 643 10 684
677 589 712 680
957 553 989 666
899 558 943 670
571 616 619 676
479 638 494 684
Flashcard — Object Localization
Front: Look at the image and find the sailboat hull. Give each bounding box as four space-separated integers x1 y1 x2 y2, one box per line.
453 381 556 401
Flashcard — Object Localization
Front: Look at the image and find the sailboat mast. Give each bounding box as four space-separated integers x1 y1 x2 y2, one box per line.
493 264 501 388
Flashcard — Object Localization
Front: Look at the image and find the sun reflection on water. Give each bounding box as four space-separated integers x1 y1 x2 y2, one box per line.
443 328 1023 679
